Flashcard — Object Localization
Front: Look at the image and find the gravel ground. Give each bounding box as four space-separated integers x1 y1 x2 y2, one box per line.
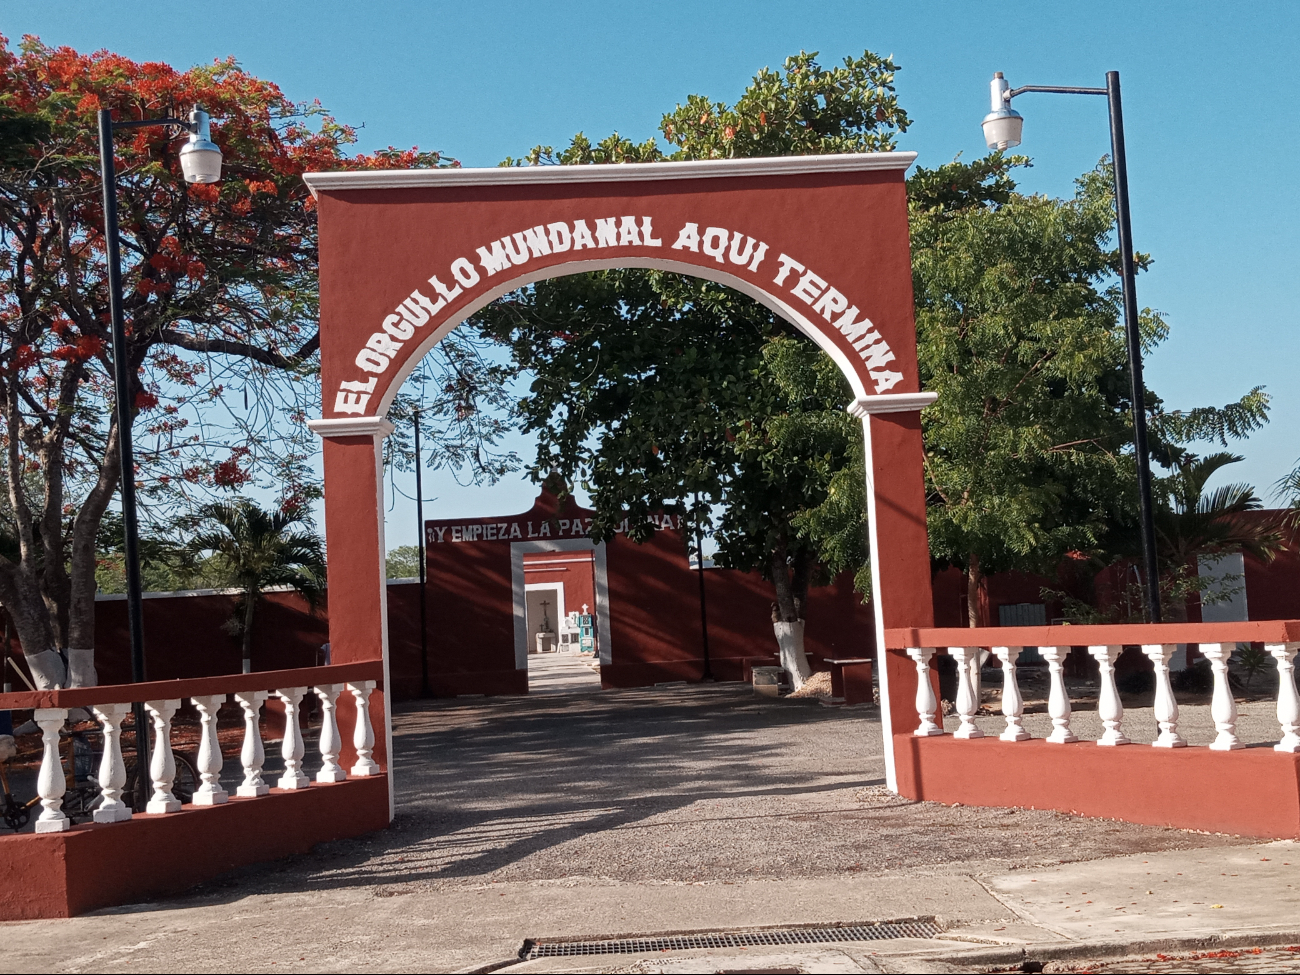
175 681 1254 904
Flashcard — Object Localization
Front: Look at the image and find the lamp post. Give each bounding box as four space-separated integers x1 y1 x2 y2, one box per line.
691 492 713 681
981 71 1161 624
97 107 222 790
413 409 430 697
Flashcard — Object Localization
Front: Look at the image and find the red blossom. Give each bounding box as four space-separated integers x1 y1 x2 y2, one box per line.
134 391 159 410
212 456 251 488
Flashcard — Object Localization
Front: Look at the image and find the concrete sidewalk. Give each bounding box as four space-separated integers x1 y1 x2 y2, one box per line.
6 841 1300 972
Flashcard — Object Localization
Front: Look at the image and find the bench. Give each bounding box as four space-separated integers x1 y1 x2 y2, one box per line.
824 657 874 706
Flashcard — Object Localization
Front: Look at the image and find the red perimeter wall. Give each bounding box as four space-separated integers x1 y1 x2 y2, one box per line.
11 503 1296 700
7 491 869 700
422 489 875 694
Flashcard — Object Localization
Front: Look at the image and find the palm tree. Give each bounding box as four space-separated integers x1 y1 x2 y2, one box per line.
1154 452 1284 621
188 501 325 673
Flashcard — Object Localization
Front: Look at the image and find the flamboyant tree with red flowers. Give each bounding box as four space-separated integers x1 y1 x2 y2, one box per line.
0 35 509 686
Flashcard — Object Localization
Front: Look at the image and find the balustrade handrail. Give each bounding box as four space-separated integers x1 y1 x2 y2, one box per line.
885 620 1300 650
5 661 385 834
0 660 384 711
892 621 1300 754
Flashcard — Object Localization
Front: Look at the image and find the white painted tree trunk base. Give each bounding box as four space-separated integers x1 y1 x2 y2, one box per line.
65 648 97 688
25 650 66 690
774 621 811 691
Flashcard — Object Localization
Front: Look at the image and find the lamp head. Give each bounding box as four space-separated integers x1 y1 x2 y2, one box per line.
178 107 222 184
981 72 1023 151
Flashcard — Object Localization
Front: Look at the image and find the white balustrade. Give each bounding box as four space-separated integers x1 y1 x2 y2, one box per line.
314 684 347 783
348 681 381 776
1270 643 1300 753
1088 645 1130 746
33 707 70 833
947 646 985 739
1201 643 1242 751
1039 645 1078 744
904 648 943 736
1142 644 1185 748
190 694 230 804
991 646 1029 742
144 699 182 813
90 702 132 823
16 669 381 836
275 687 311 789
234 690 270 797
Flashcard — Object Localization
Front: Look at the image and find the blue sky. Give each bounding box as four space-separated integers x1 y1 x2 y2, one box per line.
4 0 1297 550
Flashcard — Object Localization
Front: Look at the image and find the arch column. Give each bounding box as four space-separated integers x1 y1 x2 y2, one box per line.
308 415 396 819
850 392 938 794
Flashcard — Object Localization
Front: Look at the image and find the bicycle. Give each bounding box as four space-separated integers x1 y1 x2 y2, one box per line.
0 722 199 831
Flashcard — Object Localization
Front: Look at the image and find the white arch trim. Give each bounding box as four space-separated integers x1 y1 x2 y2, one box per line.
302 152 917 196
369 257 878 418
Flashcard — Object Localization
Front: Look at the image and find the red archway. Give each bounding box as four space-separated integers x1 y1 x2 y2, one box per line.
303 153 937 806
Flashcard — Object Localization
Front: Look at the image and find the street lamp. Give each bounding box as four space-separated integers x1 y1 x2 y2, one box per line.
981 71 1162 624
97 106 222 790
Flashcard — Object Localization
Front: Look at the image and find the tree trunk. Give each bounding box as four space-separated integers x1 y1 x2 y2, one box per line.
0 566 62 688
768 530 811 688
774 620 811 690
966 552 983 628
241 587 258 673
768 530 799 623
790 548 814 624
62 422 123 687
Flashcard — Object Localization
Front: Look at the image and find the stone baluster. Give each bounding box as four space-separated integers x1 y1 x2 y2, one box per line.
1088 645 1130 746
1270 643 1300 753
144 699 182 813
991 646 1030 742
234 691 270 797
1039 646 1078 743
903 648 943 736
348 681 381 776
275 687 311 789
190 694 229 804
314 684 347 783
947 646 985 739
1201 643 1243 751
88 703 132 823
1142 644 1186 748
969 652 984 719
33 708 71 833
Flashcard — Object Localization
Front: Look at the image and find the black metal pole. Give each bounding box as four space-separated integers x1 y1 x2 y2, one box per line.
98 109 151 795
414 409 430 697
1105 72 1162 623
692 492 712 681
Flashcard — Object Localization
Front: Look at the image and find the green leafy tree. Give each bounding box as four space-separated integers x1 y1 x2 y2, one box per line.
186 500 324 672
479 51 906 684
910 155 1269 624
386 545 422 579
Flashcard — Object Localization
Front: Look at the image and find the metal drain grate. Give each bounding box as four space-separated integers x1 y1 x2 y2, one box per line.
519 920 941 959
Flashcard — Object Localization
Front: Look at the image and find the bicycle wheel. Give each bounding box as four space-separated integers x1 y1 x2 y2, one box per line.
125 753 201 810
2 792 30 831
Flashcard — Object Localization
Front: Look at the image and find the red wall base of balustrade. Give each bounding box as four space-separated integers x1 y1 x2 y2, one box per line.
894 734 1300 838
0 775 389 921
